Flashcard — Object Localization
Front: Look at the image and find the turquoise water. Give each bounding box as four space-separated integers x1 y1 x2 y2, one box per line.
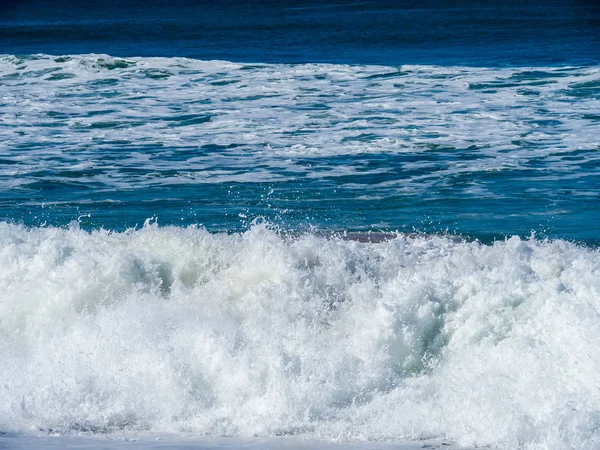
3 3 600 450
1 55 599 242
2 0 600 242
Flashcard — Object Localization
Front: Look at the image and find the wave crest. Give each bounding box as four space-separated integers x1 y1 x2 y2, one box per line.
1 223 600 448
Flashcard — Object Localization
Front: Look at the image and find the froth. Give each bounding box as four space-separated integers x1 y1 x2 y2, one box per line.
1 222 600 449
1 54 599 190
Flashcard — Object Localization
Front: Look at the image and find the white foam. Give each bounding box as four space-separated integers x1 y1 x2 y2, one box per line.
0 434 467 450
1 222 600 449
0 54 598 191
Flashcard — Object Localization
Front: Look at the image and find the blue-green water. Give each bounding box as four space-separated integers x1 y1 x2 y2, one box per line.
2 3 600 449
1 0 600 242
1 55 599 242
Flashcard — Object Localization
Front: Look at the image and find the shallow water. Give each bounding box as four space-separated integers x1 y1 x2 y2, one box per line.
1 2 600 449
1 54 599 242
2 223 600 449
0 434 471 450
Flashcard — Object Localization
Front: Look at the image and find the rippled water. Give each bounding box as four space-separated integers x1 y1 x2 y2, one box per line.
1 54 599 241
2 2 600 449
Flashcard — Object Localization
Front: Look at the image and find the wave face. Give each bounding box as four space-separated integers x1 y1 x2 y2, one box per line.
2 222 600 449
1 54 599 240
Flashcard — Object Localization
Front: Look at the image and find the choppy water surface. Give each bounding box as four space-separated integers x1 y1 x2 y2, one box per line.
2 2 600 449
1 54 599 241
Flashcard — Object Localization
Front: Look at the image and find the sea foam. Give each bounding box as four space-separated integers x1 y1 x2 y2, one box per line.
1 222 600 449
1 54 599 190
1 54 599 239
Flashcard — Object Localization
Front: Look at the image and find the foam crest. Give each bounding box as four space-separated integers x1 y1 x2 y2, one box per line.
1 222 600 449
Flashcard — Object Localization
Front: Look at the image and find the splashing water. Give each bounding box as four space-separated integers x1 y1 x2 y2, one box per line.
1 222 600 449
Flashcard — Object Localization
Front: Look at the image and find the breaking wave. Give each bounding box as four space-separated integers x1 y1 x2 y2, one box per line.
1 222 600 449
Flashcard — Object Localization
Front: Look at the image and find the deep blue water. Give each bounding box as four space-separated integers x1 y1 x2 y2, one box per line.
4 4 600 448
1 0 599 242
2 0 599 66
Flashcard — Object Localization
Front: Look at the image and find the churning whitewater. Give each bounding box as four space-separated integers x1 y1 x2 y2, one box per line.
1 222 600 449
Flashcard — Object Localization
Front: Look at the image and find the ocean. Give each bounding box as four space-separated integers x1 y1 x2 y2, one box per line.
1 1 600 449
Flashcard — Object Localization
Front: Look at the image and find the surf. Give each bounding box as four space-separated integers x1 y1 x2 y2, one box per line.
1 221 600 449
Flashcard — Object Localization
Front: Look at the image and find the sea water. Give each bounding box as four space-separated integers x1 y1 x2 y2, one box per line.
1 1 600 449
